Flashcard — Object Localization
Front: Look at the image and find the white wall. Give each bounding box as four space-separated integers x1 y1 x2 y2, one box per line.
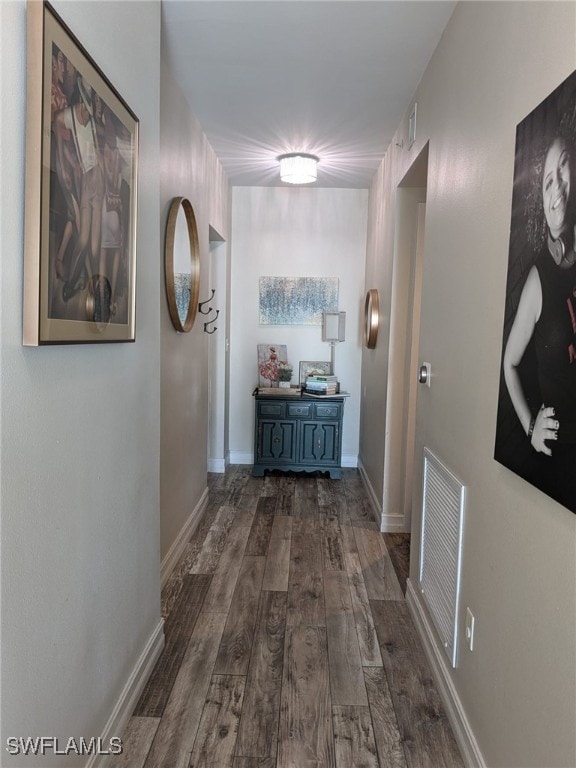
362 2 576 766
229 186 368 466
1 1 161 764
208 237 229 473
159 65 230 562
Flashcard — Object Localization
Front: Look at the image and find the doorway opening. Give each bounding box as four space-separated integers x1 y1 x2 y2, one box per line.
381 143 429 579
207 225 228 473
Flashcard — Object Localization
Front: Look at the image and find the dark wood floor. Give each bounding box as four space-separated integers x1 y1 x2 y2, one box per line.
113 466 464 768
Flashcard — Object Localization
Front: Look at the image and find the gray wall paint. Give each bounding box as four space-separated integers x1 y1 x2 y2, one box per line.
362 2 576 765
1 1 161 763
159 64 230 560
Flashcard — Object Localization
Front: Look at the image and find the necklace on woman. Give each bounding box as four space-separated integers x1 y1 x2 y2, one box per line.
548 225 576 268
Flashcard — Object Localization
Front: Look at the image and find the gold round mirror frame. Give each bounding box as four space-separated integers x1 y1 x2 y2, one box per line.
364 289 379 349
165 196 200 333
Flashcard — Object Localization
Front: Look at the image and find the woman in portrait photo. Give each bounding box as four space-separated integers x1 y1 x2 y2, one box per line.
499 71 576 512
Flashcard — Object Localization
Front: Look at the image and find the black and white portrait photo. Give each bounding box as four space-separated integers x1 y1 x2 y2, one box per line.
495 69 576 514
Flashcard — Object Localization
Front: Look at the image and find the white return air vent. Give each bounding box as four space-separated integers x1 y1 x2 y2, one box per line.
419 448 466 668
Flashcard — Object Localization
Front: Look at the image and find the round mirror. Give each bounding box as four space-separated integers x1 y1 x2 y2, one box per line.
364 288 379 349
165 197 200 332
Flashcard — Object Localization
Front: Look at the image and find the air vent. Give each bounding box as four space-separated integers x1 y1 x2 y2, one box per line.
419 448 466 668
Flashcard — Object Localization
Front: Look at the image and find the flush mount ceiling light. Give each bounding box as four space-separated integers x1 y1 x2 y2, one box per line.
278 153 319 184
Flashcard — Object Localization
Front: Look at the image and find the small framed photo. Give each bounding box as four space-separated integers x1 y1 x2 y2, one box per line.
299 360 332 386
24 1 139 344
258 344 288 387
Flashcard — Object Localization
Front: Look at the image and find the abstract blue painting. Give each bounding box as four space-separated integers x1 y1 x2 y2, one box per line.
259 277 339 325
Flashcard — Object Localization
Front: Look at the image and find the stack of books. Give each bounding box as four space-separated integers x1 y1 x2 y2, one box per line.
304 374 339 395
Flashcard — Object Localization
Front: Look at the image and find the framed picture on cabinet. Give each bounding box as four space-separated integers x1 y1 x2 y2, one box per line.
23 1 139 344
298 360 331 386
257 344 288 387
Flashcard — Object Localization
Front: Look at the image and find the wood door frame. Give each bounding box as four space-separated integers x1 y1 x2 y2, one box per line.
207 227 228 473
381 144 428 531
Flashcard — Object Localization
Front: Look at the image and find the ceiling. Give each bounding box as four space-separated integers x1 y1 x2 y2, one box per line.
161 1 456 188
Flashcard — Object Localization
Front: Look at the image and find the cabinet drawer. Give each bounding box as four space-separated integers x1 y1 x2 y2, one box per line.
287 403 313 418
258 401 286 418
314 403 342 420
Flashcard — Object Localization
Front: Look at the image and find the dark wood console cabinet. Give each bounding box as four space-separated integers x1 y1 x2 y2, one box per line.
253 392 345 479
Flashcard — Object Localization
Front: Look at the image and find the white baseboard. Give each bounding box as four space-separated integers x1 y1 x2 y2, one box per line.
341 453 358 468
229 451 253 465
208 457 227 473
86 620 164 768
229 453 357 469
160 487 209 588
357 458 407 532
357 459 381 524
380 514 407 532
406 579 485 768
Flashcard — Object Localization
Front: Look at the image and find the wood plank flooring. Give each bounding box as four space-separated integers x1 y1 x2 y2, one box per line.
114 466 463 768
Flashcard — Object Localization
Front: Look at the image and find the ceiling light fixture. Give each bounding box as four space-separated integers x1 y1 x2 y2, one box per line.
278 153 319 184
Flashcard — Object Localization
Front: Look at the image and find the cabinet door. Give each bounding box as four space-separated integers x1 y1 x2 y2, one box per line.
299 421 340 466
257 419 297 463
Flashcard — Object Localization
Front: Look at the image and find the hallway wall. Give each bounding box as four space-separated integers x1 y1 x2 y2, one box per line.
361 2 576 766
1 1 162 764
159 64 230 564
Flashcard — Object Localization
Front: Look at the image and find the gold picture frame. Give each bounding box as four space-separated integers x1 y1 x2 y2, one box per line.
24 1 139 344
164 197 200 333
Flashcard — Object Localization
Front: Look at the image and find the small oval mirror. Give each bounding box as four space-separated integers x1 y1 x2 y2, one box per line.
165 197 200 332
364 289 379 349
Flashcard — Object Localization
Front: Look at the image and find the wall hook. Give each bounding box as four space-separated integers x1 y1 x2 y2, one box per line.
199 289 218 332
203 309 219 334
198 288 216 314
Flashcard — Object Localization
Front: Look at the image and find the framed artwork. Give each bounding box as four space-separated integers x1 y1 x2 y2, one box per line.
259 276 338 325
299 360 331 386
23 1 139 344
258 344 288 387
494 68 576 514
